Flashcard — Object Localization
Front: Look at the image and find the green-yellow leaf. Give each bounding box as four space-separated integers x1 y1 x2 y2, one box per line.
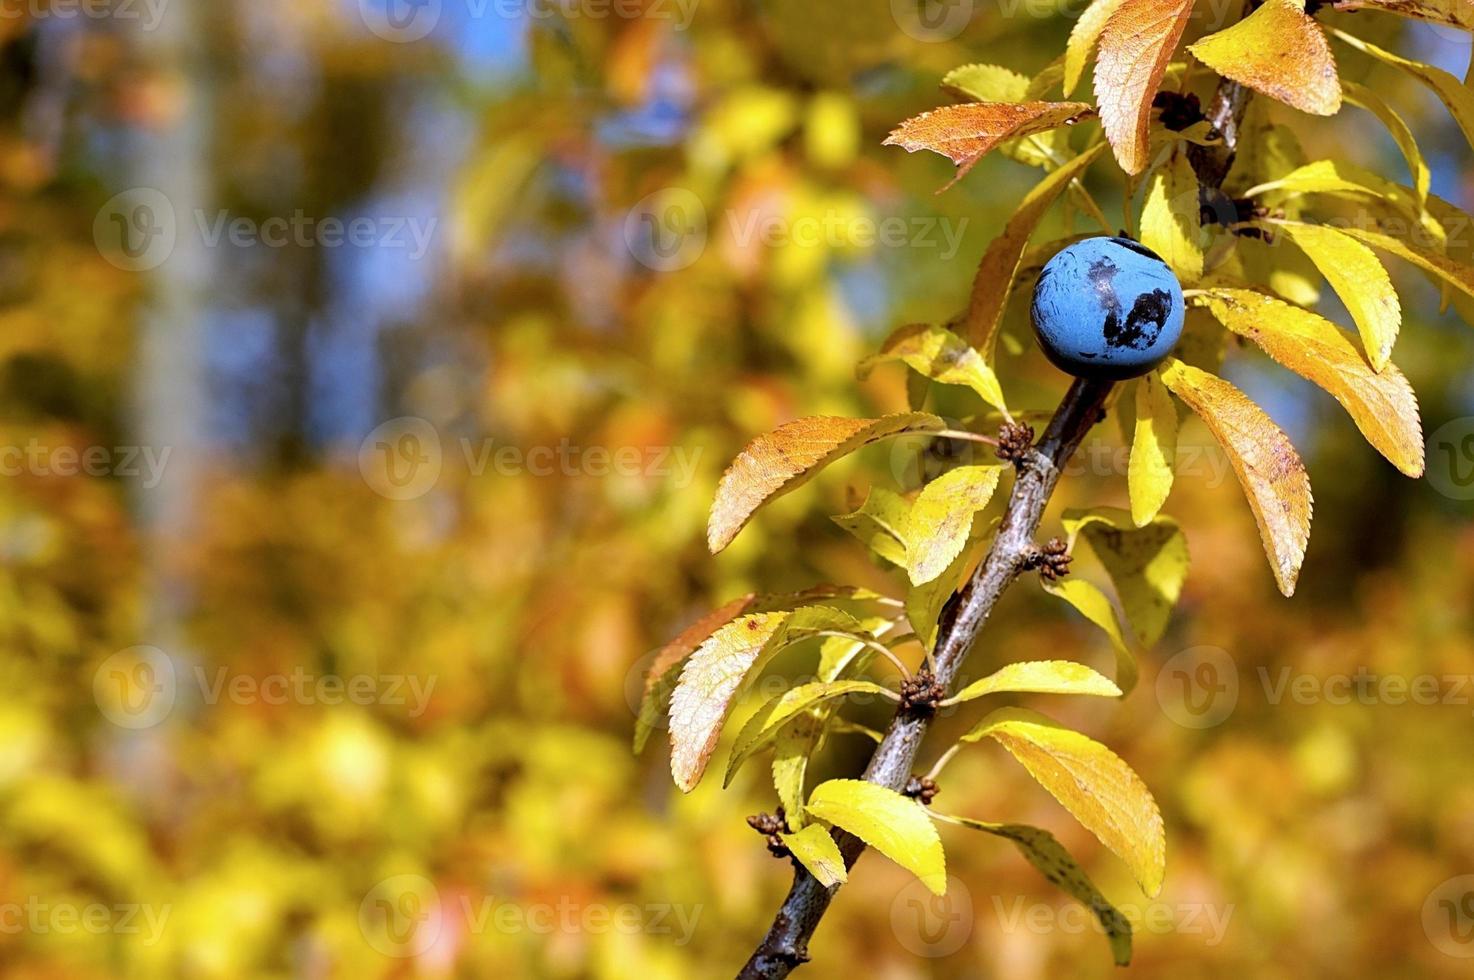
905 465 1005 585
1041 577 1139 693
1129 370 1177 526
833 487 910 567
943 63 1030 103
935 813 1133 965
773 713 823 828
962 707 1165 896
725 680 895 787
858 323 1006 411
962 143 1109 355
781 824 848 887
806 779 946 894
1064 0 1127 96
1159 359 1312 596
669 606 862 792
908 514 991 651
1333 29 1474 154
1140 146 1204 281
1188 0 1342 116
1272 221 1402 372
1062 507 1188 648
708 413 944 553
949 660 1122 703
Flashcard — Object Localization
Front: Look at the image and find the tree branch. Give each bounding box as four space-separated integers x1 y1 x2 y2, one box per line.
737 61 1258 980
736 376 1111 979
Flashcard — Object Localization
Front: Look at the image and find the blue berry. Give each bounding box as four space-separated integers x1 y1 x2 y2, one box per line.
1030 236 1185 380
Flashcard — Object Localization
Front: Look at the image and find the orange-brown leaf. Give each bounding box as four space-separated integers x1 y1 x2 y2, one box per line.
884 101 1093 187
1159 359 1313 596
1095 0 1195 174
707 414 944 553
1188 0 1342 116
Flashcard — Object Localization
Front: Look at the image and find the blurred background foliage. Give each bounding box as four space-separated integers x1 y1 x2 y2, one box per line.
0 0 1472 977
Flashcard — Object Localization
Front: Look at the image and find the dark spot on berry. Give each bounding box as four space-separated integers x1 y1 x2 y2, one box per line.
1103 288 1172 350
1109 236 1165 262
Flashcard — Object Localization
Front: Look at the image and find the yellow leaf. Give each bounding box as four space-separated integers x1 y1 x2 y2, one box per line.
883 101 1094 187
1342 80 1429 205
1188 0 1342 116
1139 146 1204 281
832 487 910 567
1062 507 1189 647
936 813 1133 965
780 824 848 887
708 413 944 553
1130 370 1178 525
1159 359 1312 596
725 680 895 787
1095 0 1195 174
1041 577 1139 693
1322 223 1474 303
1333 29 1474 154
806 779 946 894
1338 0 1474 29
668 606 861 792
635 593 757 753
905 465 1005 585
859 322 1006 410
1272 221 1402 371
962 144 1109 354
948 660 1122 703
1065 0 1128 96
1243 159 1444 246
962 707 1166 896
1193 287 1424 477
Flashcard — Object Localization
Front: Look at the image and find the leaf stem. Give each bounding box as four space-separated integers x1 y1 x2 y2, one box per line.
814 631 912 681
